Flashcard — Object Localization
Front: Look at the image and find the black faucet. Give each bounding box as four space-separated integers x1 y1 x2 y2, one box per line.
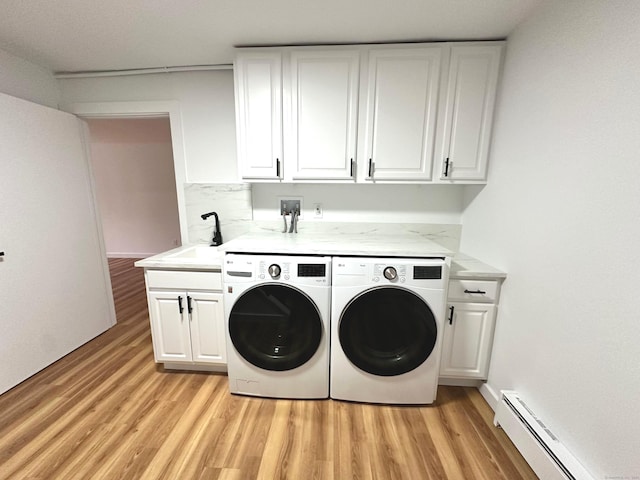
200 211 223 246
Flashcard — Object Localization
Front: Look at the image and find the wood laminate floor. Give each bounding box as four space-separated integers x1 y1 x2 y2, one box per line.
0 258 537 480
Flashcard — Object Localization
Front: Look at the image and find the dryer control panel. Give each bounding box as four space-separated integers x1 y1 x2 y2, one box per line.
224 254 331 286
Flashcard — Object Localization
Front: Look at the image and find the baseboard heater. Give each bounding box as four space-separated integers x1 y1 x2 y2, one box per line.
494 391 593 480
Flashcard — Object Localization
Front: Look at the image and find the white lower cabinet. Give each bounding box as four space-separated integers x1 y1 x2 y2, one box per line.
440 278 502 381
148 290 225 364
144 270 226 368
439 302 496 379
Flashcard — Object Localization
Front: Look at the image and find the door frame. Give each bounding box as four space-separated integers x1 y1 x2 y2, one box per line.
67 101 189 245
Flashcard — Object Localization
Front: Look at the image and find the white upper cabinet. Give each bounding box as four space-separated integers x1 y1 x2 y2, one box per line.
435 44 503 182
233 42 504 184
234 51 283 180
362 46 442 182
287 49 360 180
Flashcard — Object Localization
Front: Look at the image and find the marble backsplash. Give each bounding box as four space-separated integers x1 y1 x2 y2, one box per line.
183 183 462 251
250 221 462 252
184 183 254 244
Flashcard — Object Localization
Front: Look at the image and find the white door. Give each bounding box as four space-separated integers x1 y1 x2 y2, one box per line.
439 302 497 379
0 92 114 395
362 46 443 181
148 291 192 362
436 44 503 181
189 291 226 363
235 51 283 180
287 49 360 180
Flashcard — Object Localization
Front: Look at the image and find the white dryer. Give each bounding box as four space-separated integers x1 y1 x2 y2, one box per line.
330 256 449 404
223 254 331 399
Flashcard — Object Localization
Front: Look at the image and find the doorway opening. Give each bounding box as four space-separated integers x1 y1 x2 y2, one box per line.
86 116 181 258
71 100 188 325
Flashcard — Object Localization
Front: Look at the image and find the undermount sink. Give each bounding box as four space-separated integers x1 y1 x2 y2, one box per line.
166 244 221 261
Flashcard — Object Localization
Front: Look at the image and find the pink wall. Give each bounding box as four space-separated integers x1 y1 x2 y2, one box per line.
87 117 181 257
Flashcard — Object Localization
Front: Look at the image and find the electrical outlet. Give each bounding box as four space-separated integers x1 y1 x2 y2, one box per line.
280 198 302 216
313 203 323 219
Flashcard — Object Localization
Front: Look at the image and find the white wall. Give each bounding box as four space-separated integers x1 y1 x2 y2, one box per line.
460 1 640 477
253 183 464 224
59 71 238 183
87 117 181 256
0 48 60 108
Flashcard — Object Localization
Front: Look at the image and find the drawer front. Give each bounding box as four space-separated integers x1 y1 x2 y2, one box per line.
146 270 222 291
448 279 499 303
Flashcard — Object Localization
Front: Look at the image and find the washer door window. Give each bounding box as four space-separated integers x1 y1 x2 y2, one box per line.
339 287 437 376
229 284 323 371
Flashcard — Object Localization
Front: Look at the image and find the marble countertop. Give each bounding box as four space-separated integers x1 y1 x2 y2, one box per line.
135 231 506 280
450 253 506 279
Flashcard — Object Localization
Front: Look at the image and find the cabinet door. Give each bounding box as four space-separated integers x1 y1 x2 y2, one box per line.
189 291 226 364
287 49 360 180
439 303 496 379
436 44 503 181
235 51 283 180
362 47 443 181
148 291 192 362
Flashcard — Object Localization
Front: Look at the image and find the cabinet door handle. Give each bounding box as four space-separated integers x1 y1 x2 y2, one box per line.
448 305 455 325
368 158 374 178
464 289 487 295
276 158 281 178
350 158 354 178
187 296 193 315
443 157 450 177
178 296 184 314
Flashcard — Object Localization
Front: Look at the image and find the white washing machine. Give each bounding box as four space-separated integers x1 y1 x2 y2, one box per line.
330 256 449 404
223 253 331 399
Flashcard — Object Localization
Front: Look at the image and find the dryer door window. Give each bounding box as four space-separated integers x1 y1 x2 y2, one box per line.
339 287 437 376
229 284 323 371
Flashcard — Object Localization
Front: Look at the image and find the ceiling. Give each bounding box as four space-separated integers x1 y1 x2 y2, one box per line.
0 0 542 73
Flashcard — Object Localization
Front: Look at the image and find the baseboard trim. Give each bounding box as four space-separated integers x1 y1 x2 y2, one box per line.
439 378 483 387
107 252 157 258
479 382 500 411
162 362 227 373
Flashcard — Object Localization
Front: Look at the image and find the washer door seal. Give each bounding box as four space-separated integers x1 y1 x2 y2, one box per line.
339 286 437 376
229 284 323 371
